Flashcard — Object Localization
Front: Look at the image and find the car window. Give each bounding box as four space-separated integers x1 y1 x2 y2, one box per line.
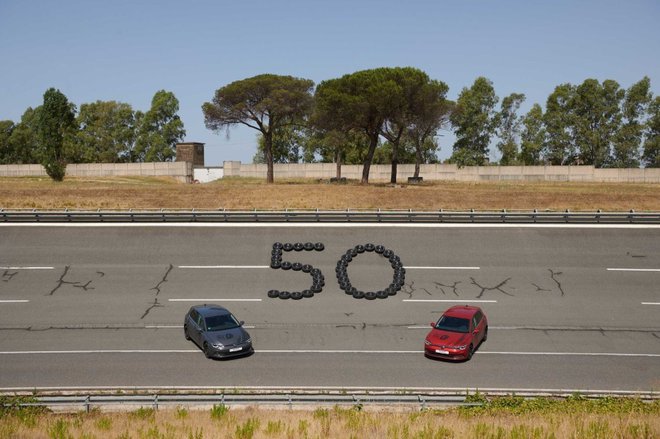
474 311 482 326
205 313 240 332
195 313 205 330
435 316 470 333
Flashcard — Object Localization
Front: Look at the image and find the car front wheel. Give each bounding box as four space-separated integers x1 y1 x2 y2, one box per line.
203 342 212 359
467 344 474 360
482 326 488 342
184 325 191 340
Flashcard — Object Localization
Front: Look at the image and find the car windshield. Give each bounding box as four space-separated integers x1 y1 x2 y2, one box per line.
435 316 470 333
204 313 240 331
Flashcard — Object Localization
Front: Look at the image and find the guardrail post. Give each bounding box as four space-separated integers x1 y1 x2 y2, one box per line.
153 394 158 410
85 395 90 413
288 394 292 410
418 394 426 411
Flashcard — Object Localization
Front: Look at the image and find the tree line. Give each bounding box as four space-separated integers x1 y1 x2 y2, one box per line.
202 69 659 183
0 88 185 180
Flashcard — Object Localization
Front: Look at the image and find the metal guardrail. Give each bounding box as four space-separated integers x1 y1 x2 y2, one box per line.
1 209 659 224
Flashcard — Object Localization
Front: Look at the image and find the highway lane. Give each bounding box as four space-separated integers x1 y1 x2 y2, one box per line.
0 224 658 392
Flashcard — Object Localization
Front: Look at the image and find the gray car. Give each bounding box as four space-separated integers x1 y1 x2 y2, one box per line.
184 304 253 359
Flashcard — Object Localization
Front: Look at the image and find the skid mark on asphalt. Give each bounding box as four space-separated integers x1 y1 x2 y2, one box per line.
141 264 173 320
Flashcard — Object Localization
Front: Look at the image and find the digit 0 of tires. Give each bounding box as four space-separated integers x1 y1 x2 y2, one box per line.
268 242 404 301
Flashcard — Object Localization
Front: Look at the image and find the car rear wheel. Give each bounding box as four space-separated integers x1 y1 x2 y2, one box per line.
483 326 488 342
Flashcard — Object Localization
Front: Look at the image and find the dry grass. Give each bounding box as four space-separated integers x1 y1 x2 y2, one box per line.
1 176 659 211
1 402 658 439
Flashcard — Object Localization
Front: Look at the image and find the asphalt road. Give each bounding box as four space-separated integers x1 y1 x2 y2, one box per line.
0 223 658 393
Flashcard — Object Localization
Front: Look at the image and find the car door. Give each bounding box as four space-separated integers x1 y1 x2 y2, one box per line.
472 311 484 344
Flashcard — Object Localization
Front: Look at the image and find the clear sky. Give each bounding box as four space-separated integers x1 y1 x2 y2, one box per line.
1 0 658 165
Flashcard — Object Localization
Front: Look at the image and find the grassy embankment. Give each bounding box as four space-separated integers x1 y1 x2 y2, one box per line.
0 394 658 438
1 176 659 211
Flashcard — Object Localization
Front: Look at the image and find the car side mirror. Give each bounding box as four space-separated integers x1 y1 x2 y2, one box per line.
239 321 245 326
430 322 436 328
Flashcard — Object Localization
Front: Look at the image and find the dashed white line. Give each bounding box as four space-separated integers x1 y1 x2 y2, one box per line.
0 266 54 270
642 302 660 306
178 265 269 269
607 268 660 272
0 300 29 303
145 324 256 329
403 299 497 303
406 266 480 270
168 299 262 302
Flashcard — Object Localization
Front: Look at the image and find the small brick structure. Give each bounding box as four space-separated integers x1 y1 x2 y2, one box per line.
175 142 205 168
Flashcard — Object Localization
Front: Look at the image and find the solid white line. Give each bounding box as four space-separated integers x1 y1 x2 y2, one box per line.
0 349 657 357
178 265 269 269
0 266 54 270
2 223 659 229
403 299 497 303
607 268 660 272
168 299 262 302
145 324 256 329
0 300 29 303
642 302 660 306
406 266 480 270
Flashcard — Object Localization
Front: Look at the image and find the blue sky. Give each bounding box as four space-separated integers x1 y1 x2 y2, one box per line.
1 0 658 165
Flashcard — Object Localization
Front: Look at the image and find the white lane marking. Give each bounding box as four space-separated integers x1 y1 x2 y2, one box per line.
642 302 660 305
0 266 54 270
168 299 262 302
179 265 269 269
403 299 497 303
145 325 256 329
607 268 660 272
2 223 659 229
0 349 657 357
0 300 29 303
406 266 480 270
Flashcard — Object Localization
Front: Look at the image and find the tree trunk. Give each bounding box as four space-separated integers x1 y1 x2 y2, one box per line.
390 142 398 184
361 131 379 184
414 142 422 179
265 131 274 183
335 148 342 180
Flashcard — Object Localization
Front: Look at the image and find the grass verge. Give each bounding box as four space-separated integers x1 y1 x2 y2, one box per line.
1 395 658 438
1 176 659 211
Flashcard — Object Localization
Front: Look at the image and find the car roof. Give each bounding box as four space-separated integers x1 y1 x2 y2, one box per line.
443 305 482 319
191 304 230 317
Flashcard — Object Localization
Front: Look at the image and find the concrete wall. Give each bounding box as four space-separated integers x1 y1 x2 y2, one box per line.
193 167 224 183
0 162 193 183
221 161 660 183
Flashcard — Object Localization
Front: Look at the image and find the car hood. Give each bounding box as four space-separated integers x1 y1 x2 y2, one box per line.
205 327 250 345
426 329 471 347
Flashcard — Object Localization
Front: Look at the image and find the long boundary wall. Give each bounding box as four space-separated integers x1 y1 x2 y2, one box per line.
0 162 193 183
222 162 660 183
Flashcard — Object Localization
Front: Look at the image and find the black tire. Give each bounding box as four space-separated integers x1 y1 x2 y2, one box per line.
279 291 291 300
483 326 488 342
267 289 280 298
302 264 312 273
467 344 474 361
302 290 314 298
314 242 325 251
270 261 281 269
292 262 303 271
352 290 365 299
281 261 292 270
365 291 377 300
311 285 322 293
293 242 304 251
375 245 385 254
365 243 375 252
304 242 314 251
272 242 283 250
184 325 191 340
376 290 388 299
383 249 393 258
291 291 303 300
283 243 294 252
203 343 212 359
355 245 365 253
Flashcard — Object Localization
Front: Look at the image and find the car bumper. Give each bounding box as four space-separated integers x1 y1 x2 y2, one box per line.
424 346 469 361
207 344 254 358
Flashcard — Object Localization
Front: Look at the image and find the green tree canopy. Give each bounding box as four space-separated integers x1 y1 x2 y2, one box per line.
70 100 137 163
543 83 576 165
6 107 42 164
0 120 16 164
520 103 546 165
449 77 499 166
38 88 76 181
135 90 186 162
203 74 314 183
494 93 526 165
642 96 660 168
612 76 652 167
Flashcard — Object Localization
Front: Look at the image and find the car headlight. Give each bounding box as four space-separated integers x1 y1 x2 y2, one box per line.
212 342 224 348
454 345 467 350
424 340 432 346
245 338 252 344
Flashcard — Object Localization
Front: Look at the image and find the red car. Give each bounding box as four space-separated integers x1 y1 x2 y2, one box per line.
424 305 488 361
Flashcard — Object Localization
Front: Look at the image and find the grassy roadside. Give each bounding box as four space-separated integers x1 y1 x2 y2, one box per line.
1 176 659 211
1 395 657 438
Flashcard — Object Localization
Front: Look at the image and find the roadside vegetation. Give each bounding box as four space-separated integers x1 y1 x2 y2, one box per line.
1 394 657 438
1 176 659 211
